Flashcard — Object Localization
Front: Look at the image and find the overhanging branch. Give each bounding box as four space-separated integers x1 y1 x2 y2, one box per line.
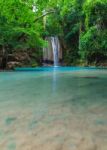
34 10 55 22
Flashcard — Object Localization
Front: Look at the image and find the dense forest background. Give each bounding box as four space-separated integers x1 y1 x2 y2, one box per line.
0 0 107 69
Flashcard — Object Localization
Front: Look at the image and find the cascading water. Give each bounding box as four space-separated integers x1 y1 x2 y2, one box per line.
51 37 60 67
43 36 61 67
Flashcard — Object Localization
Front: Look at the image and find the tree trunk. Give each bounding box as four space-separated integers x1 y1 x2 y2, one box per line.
0 46 8 69
79 22 82 50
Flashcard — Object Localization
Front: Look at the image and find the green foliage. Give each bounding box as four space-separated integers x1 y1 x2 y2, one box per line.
0 0 44 49
63 49 80 66
80 0 107 65
80 27 107 63
0 0 107 67
44 13 62 36
43 0 107 65
83 0 107 29
0 0 45 68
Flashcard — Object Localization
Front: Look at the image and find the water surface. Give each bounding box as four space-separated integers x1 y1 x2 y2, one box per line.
0 68 107 150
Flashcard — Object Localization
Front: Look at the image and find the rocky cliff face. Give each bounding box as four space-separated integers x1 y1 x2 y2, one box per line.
7 52 31 69
0 50 42 70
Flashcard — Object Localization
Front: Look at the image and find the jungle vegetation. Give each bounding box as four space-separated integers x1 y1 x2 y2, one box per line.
0 0 107 68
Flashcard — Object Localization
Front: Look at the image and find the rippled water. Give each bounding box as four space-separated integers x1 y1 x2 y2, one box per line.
0 69 107 150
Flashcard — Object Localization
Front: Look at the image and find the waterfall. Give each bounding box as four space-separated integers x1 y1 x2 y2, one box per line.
43 36 61 67
51 37 60 67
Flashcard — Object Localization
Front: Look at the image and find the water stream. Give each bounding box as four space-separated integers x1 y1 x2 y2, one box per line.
51 37 60 67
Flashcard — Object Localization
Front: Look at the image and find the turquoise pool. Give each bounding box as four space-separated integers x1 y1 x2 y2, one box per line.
0 67 107 150
15 66 97 72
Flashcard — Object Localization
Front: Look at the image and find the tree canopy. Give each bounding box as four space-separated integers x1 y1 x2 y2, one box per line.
0 0 107 68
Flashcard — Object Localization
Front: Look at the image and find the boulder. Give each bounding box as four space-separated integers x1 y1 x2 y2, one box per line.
7 61 22 69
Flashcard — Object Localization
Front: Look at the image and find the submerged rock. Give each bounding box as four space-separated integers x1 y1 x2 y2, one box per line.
77 137 97 150
5 117 17 126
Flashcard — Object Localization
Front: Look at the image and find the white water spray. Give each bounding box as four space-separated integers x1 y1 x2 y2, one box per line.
51 37 60 67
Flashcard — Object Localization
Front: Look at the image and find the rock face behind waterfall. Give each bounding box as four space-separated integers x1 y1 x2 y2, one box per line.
43 37 62 66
